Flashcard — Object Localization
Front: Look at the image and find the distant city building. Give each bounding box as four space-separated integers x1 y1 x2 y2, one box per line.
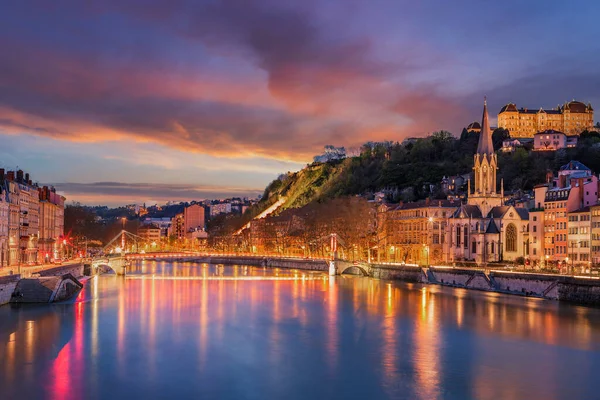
498 100 594 137
168 213 185 239
138 224 161 243
210 202 232 217
141 217 171 237
184 204 205 238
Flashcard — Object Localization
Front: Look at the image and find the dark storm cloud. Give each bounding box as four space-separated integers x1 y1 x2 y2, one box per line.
0 0 599 163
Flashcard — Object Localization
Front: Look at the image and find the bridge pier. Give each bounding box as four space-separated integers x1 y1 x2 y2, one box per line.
115 265 127 276
329 261 337 276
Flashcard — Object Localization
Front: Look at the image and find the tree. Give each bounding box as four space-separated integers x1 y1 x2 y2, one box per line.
492 128 510 151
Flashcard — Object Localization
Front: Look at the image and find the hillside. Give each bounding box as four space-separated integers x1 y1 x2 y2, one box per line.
211 129 600 237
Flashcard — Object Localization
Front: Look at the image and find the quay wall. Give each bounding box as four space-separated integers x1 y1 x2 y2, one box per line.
36 264 84 279
0 275 19 306
370 264 424 283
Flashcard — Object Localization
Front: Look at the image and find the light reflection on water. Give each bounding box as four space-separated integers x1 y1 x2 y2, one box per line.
1 261 600 399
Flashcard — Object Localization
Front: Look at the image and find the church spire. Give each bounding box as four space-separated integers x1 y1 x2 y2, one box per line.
477 96 494 156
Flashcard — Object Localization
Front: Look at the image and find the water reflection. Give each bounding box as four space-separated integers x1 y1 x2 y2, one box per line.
0 261 599 399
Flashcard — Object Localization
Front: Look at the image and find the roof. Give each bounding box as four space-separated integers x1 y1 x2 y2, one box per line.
563 100 590 113
515 208 530 220
477 98 494 156
451 204 482 219
395 199 459 211
535 129 565 136
485 219 500 234
467 121 481 130
499 103 518 113
487 206 510 219
559 160 590 171
571 206 591 213
545 188 571 202
498 101 593 115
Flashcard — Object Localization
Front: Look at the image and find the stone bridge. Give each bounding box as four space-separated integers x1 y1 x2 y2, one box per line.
335 260 371 276
91 256 128 275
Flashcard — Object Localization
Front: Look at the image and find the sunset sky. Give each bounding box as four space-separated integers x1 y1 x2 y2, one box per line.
1 1 599 206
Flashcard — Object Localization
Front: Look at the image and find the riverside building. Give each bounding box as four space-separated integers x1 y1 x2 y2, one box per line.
0 169 65 268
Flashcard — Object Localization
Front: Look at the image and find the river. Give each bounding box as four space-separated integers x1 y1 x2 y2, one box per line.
1 261 600 399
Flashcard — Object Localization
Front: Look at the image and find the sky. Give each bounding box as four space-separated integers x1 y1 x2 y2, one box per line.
1 0 599 206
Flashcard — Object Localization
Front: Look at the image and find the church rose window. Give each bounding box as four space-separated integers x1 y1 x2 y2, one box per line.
506 223 517 252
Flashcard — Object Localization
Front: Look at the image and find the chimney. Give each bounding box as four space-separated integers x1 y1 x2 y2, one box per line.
579 178 584 207
16 170 23 182
559 174 567 188
7 171 14 181
25 173 29 182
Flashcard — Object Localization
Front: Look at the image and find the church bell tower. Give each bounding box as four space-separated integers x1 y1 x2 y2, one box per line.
468 98 502 215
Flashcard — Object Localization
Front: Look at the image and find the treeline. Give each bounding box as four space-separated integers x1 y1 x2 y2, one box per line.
64 205 140 245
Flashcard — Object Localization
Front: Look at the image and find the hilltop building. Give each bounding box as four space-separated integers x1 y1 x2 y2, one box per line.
498 100 594 137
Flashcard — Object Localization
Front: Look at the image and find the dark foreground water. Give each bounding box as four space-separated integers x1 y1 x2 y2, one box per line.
1 262 600 399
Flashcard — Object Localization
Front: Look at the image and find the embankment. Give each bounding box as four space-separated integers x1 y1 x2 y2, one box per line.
0 263 85 306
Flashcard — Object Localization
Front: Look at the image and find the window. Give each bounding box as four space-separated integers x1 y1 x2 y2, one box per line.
533 226 537 233
456 226 461 248
506 223 517 252
471 241 476 254
464 225 468 249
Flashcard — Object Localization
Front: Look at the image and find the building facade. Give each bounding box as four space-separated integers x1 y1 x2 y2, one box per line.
38 186 65 262
0 170 65 269
184 204 205 238
533 130 578 151
0 181 8 268
531 161 598 266
498 100 594 137
138 224 161 243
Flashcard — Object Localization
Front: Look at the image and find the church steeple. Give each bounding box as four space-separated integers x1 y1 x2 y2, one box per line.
469 97 501 217
477 97 494 156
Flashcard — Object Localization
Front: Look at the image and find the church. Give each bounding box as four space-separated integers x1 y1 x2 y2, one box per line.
445 99 530 264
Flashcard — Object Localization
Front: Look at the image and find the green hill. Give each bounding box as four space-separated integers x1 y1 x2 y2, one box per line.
212 129 600 237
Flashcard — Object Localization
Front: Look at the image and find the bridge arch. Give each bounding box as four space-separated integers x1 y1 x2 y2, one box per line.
95 264 116 274
339 265 369 276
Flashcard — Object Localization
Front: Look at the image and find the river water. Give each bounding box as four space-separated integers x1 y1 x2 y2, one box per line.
1 261 600 399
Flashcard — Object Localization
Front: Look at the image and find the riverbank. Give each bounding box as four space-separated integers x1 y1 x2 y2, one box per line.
0 263 86 306
161 255 600 307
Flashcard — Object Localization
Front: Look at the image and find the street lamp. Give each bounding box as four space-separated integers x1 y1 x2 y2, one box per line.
80 235 88 259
